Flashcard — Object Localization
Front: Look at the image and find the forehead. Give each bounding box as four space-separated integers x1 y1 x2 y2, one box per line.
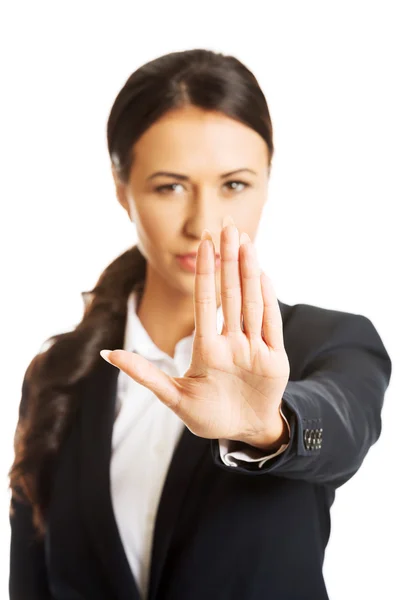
131 106 268 175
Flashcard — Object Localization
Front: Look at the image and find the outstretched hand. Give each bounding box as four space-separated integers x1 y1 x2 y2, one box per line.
100 216 290 451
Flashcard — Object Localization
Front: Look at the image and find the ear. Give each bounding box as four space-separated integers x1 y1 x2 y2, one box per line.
111 166 135 223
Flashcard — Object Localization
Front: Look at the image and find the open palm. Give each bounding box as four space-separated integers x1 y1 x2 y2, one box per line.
101 216 290 448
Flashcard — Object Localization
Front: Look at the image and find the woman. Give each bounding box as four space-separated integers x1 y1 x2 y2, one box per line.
9 48 392 600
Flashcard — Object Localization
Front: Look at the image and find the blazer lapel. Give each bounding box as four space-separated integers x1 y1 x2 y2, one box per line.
147 427 209 600
79 355 141 600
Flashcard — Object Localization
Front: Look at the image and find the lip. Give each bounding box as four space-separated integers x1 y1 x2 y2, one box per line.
176 254 221 273
177 252 221 258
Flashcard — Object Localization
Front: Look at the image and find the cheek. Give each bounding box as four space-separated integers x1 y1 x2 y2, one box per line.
232 203 264 235
137 210 178 255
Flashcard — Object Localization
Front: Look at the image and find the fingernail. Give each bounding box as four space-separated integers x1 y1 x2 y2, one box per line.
201 229 212 241
100 349 113 364
222 215 235 229
240 231 251 245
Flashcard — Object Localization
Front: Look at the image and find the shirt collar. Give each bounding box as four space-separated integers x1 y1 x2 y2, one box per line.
124 288 224 362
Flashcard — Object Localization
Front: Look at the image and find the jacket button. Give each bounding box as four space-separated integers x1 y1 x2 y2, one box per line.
303 426 324 451
304 428 314 450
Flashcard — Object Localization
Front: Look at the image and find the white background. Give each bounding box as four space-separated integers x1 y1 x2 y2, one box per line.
1 1 399 598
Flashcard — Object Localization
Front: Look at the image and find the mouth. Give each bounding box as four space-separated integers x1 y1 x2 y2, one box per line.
176 253 221 272
177 252 221 259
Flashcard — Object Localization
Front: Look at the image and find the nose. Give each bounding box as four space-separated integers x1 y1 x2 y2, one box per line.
184 200 235 251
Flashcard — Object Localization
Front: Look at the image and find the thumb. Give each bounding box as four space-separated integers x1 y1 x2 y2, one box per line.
100 349 181 410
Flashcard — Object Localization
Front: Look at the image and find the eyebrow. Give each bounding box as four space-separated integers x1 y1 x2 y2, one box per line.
146 168 257 182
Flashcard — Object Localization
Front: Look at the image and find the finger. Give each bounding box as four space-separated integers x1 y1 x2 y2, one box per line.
220 216 242 334
239 234 264 338
100 349 181 410
260 272 285 351
194 229 217 342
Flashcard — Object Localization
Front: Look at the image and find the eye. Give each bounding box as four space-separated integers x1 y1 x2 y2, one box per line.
154 180 251 195
155 183 184 194
223 180 250 192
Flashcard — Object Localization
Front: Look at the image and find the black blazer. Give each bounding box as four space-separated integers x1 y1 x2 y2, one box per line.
9 300 392 600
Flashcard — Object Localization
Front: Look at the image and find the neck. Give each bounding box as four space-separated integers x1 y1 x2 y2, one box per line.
136 274 198 359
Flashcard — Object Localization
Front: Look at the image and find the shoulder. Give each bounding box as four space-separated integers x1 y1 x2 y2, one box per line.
278 298 372 332
277 298 389 373
19 334 62 417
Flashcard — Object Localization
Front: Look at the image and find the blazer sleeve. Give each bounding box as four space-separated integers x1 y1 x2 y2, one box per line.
210 308 392 489
9 374 52 600
217 405 291 466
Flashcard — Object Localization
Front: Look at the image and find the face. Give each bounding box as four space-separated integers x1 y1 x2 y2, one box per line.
112 105 270 302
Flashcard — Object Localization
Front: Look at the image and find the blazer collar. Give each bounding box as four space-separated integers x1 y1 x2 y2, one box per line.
79 353 210 600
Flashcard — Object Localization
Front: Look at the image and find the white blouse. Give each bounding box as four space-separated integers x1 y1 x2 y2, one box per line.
107 290 290 600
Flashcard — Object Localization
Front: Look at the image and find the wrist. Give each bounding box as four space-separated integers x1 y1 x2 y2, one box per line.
240 408 290 453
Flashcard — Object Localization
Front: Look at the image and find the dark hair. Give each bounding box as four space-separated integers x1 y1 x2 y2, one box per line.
8 48 275 538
